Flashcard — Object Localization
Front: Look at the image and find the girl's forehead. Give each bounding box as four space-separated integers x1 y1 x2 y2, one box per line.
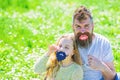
59 38 73 44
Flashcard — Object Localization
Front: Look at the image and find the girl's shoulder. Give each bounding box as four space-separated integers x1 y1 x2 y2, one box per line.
72 62 83 69
71 63 83 80
69 63 83 74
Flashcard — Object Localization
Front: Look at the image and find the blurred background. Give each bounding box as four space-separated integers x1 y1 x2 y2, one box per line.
0 0 120 79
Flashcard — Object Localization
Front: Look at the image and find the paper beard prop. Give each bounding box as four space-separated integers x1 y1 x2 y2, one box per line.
56 51 67 61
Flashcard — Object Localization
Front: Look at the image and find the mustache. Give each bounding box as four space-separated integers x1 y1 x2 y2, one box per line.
76 32 90 38
75 32 92 47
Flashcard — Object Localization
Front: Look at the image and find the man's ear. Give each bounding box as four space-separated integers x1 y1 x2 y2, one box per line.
92 21 94 28
72 25 75 32
92 23 94 31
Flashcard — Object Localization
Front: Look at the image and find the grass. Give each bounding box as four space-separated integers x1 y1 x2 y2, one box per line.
0 0 120 79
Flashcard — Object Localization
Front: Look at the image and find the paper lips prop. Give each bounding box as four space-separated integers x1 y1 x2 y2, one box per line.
56 51 67 61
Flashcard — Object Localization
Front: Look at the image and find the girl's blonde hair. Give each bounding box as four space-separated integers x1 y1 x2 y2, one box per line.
44 33 82 80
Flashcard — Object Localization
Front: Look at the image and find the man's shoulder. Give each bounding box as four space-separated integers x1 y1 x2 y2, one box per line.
94 33 110 43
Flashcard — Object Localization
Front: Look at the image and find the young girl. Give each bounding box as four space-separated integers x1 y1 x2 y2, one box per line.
34 34 83 80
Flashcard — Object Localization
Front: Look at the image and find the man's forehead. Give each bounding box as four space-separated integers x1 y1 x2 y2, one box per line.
74 19 90 25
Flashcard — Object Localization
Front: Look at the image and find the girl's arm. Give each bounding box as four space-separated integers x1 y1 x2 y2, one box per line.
34 53 49 74
34 44 58 74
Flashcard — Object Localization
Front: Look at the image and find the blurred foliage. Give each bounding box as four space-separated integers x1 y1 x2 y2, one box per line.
0 0 120 79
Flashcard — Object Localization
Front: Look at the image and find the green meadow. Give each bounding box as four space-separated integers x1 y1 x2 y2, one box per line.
0 0 120 79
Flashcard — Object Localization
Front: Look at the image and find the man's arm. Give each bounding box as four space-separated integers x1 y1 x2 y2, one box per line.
101 62 116 80
88 55 116 80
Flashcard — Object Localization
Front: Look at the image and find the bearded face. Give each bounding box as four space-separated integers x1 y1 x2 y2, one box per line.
73 15 94 48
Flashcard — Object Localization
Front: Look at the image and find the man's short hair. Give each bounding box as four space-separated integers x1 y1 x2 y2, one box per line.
73 6 93 22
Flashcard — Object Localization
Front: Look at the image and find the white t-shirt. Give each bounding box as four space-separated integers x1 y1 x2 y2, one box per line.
78 33 114 80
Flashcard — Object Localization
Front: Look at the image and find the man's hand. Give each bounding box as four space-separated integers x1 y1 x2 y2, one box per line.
88 55 116 80
88 55 105 71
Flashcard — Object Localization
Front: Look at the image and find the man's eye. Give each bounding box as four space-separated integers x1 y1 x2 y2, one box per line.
76 25 81 28
85 25 89 29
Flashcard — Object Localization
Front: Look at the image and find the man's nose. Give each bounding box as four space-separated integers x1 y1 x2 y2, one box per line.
81 28 86 33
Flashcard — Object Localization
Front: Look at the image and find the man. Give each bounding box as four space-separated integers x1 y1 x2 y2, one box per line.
72 6 116 80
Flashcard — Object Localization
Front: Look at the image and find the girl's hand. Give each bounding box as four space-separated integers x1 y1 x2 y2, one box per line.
46 44 58 56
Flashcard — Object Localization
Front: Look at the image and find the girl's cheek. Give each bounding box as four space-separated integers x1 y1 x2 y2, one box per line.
66 51 70 55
